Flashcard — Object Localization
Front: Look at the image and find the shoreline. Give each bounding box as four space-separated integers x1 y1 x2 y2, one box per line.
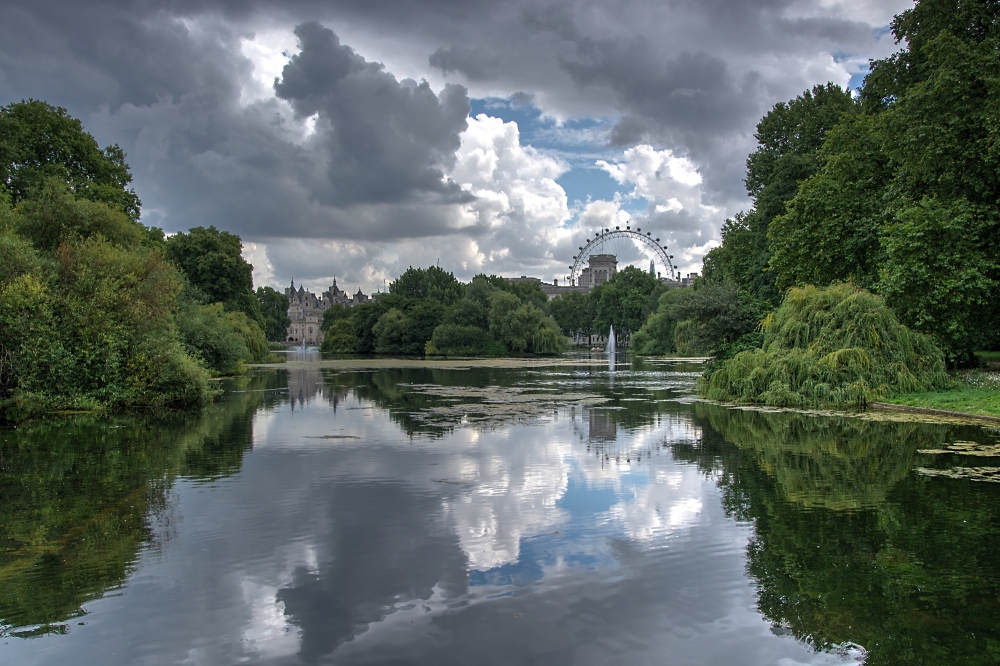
870 402 1000 424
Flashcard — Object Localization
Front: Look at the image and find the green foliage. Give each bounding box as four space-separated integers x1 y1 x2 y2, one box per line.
372 308 409 354
14 179 147 252
320 319 357 354
428 324 489 356
321 303 351 332
768 113 888 292
443 297 489 329
548 290 594 338
880 198 998 366
389 266 464 306
255 286 291 342
704 84 855 305
349 302 386 354
165 226 262 326
176 302 250 376
670 282 763 356
0 100 141 220
590 266 664 340
487 292 531 352
766 0 1000 362
703 283 949 408
0 220 212 419
531 318 564 355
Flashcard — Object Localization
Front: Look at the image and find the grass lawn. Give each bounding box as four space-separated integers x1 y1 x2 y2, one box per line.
885 370 1000 418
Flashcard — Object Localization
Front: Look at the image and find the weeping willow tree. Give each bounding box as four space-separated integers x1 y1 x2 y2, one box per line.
701 283 947 407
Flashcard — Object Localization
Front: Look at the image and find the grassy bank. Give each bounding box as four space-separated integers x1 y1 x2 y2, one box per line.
884 371 1000 418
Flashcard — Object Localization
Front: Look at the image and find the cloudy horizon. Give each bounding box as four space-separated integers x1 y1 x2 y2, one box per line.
0 0 911 294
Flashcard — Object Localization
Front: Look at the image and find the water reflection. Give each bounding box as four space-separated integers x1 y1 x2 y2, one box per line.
1 362 998 665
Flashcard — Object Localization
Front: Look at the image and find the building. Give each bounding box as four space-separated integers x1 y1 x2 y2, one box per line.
506 253 700 301
284 279 371 346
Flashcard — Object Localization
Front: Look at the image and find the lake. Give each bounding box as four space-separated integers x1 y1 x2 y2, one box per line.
2 356 999 665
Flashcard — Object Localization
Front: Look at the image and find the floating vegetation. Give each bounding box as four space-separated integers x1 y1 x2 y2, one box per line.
917 441 1000 457
916 467 1000 483
400 384 611 429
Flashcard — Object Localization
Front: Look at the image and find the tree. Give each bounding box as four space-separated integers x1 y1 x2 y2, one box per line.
767 0 1000 361
372 308 408 354
0 100 141 220
321 319 357 354
703 84 855 305
256 286 291 342
389 266 464 306
165 226 262 326
669 282 763 357
590 266 665 341
548 290 594 339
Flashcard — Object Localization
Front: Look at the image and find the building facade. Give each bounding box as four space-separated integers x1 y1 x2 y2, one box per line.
284 279 370 346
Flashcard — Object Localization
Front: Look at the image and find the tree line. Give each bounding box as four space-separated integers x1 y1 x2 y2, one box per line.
0 100 290 420
320 268 565 356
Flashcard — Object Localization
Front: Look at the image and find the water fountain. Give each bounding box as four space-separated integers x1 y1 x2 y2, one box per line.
606 325 616 373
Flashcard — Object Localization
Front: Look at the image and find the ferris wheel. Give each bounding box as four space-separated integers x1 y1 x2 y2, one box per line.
568 225 676 284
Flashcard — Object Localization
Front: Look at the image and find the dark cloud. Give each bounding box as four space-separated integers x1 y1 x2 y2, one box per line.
276 22 471 207
562 39 757 145
429 45 498 81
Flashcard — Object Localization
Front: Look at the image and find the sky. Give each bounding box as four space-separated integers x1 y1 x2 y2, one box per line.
0 0 912 294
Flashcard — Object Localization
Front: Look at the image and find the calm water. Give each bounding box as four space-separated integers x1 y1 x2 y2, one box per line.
2 357 999 665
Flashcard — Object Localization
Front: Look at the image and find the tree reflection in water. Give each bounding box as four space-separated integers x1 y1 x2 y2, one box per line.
0 372 284 636
679 403 1000 665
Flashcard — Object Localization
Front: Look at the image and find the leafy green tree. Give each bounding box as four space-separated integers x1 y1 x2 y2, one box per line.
321 303 352 332
0 100 141 220
176 302 252 376
879 197 997 364
320 319 357 354
389 266 464 306
372 308 408 354
487 291 529 352
443 298 489 330
768 0 1000 361
13 180 147 252
428 324 488 355
0 198 211 419
255 286 291 342
405 300 447 349
631 289 687 355
350 302 387 354
165 226 263 326
590 266 664 341
548 290 594 338
668 282 763 356
504 280 549 311
704 84 855 305
768 113 889 291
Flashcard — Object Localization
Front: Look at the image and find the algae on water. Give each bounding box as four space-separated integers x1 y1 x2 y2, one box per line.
701 283 947 409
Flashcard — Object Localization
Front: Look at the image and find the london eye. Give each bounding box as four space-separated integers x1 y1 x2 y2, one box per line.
568 225 676 284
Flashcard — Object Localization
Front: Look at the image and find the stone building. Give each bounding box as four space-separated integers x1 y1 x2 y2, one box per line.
284 279 370 346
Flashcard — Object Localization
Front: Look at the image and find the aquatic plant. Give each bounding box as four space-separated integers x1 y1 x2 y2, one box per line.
701 283 947 408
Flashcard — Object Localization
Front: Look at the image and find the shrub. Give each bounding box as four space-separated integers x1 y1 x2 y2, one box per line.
429 324 488 356
321 319 357 354
702 283 948 408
